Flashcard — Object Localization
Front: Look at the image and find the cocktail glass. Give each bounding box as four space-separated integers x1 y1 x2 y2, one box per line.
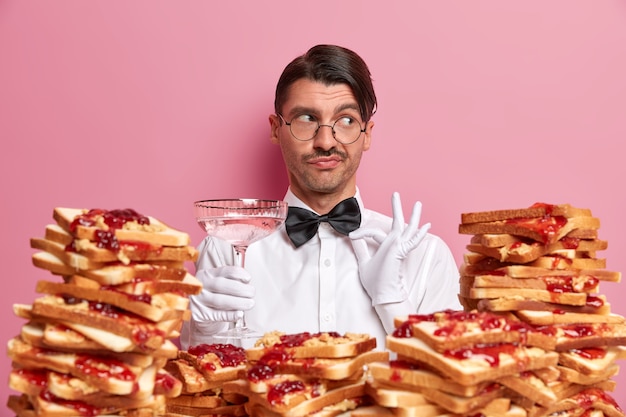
193 198 288 343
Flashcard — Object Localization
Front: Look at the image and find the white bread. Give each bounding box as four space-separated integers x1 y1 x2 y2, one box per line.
460 204 593 224
367 361 492 397
53 207 191 247
475 295 611 315
32 250 188 285
394 310 556 351
35 279 189 323
178 343 248 383
496 370 557 407
8 337 145 396
44 224 198 264
467 237 607 264
553 322 626 351
249 350 388 381
465 273 601 293
248 331 377 360
385 335 558 386
29 294 181 351
459 214 600 245
515 310 624 325
163 358 223 394
224 378 366 417
557 346 626 374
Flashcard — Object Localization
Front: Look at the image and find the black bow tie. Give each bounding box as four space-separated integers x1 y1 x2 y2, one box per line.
285 197 361 248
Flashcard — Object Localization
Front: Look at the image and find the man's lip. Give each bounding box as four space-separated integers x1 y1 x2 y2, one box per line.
308 157 341 168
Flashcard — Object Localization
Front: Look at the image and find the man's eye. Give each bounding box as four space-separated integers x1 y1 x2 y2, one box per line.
336 116 356 127
294 114 317 124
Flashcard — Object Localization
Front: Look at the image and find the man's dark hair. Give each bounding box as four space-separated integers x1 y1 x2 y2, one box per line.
274 44 377 123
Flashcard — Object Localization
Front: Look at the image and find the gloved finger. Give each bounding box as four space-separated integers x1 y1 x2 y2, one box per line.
390 192 405 231
401 222 431 256
348 237 372 265
211 265 252 283
190 296 245 322
404 201 423 237
204 275 255 298
194 288 255 311
349 227 387 244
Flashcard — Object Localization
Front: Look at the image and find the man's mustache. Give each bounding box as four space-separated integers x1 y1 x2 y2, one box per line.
303 149 347 161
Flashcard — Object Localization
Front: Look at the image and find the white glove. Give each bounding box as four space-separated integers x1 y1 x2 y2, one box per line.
189 265 255 324
349 192 431 306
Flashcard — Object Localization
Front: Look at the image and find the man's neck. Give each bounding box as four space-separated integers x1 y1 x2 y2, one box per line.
290 187 357 214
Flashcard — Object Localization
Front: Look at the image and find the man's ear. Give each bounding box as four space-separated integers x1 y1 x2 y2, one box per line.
269 114 281 144
362 120 374 151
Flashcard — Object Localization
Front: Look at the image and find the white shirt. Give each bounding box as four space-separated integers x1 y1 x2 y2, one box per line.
184 188 461 349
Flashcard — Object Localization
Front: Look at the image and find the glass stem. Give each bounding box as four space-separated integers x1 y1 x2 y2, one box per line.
233 245 248 329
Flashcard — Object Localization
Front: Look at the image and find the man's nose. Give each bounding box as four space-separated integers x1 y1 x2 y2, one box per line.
313 124 337 148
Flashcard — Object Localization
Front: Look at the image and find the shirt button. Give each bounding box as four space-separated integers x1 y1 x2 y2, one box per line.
323 313 331 322
324 259 331 267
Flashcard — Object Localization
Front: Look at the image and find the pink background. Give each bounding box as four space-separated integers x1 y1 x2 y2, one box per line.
2 0 626 407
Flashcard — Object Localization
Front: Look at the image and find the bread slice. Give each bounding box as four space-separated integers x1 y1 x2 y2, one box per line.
467 237 608 264
44 224 198 264
496 370 557 407
460 204 592 224
556 363 619 385
178 343 248 383
163 358 223 394
553 322 626 351
35 279 188 323
32 249 189 284
393 310 556 351
459 214 600 245
368 361 491 397
465 274 600 294
248 331 377 360
248 350 387 381
558 346 626 374
461 263 621 282
475 295 611 315
466 287 589 306
29 294 180 351
8 337 145 396
224 378 366 417
364 380 431 408
515 310 624 325
385 335 558 386
53 207 191 247
165 402 246 417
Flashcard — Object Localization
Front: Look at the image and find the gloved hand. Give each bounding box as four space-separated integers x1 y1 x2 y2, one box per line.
189 265 255 324
349 192 431 306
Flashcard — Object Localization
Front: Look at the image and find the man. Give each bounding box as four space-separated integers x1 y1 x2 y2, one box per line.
182 44 461 349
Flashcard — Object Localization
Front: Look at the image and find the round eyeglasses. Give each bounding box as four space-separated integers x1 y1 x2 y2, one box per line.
277 113 366 145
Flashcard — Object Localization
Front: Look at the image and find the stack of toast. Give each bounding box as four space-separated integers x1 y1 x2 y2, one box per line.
163 343 249 417
365 310 557 416
222 331 387 417
7 207 203 416
457 203 625 416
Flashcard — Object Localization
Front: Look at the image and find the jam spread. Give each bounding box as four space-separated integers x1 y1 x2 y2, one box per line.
503 203 568 244
187 343 246 371
67 208 153 253
70 208 150 232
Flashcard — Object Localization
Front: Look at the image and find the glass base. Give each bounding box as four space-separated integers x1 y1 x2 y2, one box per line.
212 327 264 348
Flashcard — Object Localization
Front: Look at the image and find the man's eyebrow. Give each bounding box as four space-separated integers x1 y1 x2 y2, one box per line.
286 103 361 118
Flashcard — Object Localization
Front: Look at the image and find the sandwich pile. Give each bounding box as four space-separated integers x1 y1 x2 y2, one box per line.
364 202 626 417
7 207 203 416
224 331 387 417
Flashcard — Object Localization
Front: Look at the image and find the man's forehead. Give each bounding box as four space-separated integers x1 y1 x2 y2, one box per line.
283 79 358 111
